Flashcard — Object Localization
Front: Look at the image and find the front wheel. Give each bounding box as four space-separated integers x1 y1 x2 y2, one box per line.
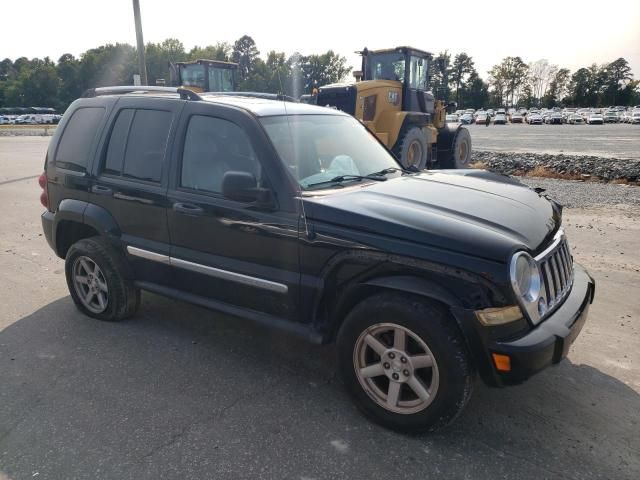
440 127 472 169
394 127 428 170
337 292 474 433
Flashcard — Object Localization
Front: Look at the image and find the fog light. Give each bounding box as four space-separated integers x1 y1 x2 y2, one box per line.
538 297 547 316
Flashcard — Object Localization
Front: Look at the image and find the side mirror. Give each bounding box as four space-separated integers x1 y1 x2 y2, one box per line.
221 171 274 207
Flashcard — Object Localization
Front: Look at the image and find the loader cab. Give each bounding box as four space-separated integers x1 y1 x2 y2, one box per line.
173 59 238 93
361 47 435 114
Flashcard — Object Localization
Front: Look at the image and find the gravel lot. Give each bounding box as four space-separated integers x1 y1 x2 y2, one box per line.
520 177 640 208
1 136 639 480
471 123 640 158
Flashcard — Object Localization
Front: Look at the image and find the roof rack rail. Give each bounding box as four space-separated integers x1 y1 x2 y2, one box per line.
82 86 202 101
205 91 297 103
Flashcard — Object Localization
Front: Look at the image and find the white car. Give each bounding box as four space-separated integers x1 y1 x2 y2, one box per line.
0 116 12 125
631 112 640 124
587 113 604 125
567 114 585 125
445 114 460 123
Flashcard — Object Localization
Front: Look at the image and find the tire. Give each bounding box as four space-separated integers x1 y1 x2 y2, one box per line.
393 127 428 170
440 127 472 169
337 292 474 433
65 236 140 321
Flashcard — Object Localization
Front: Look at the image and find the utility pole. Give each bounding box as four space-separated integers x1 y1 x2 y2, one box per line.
132 0 148 86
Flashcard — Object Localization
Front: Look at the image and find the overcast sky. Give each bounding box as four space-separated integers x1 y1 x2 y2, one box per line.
3 0 640 79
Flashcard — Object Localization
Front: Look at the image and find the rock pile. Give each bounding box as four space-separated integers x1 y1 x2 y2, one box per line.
471 150 640 182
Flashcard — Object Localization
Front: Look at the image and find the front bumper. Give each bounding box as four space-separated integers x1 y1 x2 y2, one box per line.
492 264 594 385
452 263 594 387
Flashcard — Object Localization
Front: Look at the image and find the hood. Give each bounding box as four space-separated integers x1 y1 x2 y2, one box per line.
303 171 560 262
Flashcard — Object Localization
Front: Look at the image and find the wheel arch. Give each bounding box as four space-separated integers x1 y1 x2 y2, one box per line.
53 200 121 258
313 251 479 344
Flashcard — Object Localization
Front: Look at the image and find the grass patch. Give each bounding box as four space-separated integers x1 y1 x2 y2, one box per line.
523 165 583 180
469 161 488 169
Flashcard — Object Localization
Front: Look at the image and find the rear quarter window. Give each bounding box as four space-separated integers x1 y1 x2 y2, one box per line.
54 107 105 172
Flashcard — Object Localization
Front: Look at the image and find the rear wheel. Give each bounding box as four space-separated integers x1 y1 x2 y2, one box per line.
394 127 427 170
337 292 474 433
65 237 140 321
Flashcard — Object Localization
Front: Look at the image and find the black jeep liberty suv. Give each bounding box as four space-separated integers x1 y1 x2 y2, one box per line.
40 86 595 432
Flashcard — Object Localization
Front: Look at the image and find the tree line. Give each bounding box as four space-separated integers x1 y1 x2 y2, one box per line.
432 52 638 109
0 35 350 111
0 34 637 111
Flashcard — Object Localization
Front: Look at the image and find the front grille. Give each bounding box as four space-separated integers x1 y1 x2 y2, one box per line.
536 232 574 312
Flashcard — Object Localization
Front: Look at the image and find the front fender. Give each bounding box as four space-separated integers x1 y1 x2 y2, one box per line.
364 275 462 308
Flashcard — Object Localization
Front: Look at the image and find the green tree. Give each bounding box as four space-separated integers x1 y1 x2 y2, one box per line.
467 72 489 109
542 68 571 107
569 65 603 106
78 43 137 89
3 59 59 107
297 50 350 94
145 38 186 85
232 35 260 82
449 53 475 105
488 56 528 107
431 51 451 101
188 42 231 62
601 57 633 105
57 53 82 108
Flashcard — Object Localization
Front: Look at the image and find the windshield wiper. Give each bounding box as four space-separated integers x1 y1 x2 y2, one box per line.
305 174 388 188
367 167 414 176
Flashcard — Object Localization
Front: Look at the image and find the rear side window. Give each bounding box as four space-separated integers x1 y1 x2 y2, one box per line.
55 107 105 172
103 109 172 183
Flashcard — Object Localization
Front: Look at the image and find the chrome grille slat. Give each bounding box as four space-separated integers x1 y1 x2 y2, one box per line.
558 247 571 284
551 255 562 299
535 232 574 318
543 261 556 301
554 253 566 291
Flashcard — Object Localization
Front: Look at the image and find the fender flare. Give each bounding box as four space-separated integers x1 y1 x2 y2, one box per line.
363 275 462 308
435 123 459 154
83 202 121 240
52 199 121 255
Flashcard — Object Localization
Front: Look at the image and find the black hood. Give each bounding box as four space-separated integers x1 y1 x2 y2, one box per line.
302 171 560 263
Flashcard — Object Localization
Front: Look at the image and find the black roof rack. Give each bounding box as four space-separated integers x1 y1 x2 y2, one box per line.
204 91 297 103
82 86 202 101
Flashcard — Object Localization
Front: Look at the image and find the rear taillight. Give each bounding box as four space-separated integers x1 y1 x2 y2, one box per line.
38 172 49 209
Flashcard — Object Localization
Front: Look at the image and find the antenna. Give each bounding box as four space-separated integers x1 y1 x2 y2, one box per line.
277 68 310 239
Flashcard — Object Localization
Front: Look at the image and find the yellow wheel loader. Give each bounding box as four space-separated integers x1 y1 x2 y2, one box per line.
317 46 472 169
170 59 239 93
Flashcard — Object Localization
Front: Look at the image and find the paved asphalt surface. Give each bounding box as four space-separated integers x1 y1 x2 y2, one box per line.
1 137 639 480
470 123 640 158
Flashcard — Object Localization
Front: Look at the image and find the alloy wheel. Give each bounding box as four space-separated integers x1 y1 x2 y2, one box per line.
353 323 440 414
72 256 109 314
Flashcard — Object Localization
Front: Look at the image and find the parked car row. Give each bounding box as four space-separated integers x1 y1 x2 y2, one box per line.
0 113 62 125
447 105 640 125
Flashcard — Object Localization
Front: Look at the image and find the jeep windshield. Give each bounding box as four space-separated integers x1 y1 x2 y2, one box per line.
259 114 403 190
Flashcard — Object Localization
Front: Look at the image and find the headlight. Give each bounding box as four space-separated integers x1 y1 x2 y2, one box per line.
510 252 541 301
510 252 542 322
